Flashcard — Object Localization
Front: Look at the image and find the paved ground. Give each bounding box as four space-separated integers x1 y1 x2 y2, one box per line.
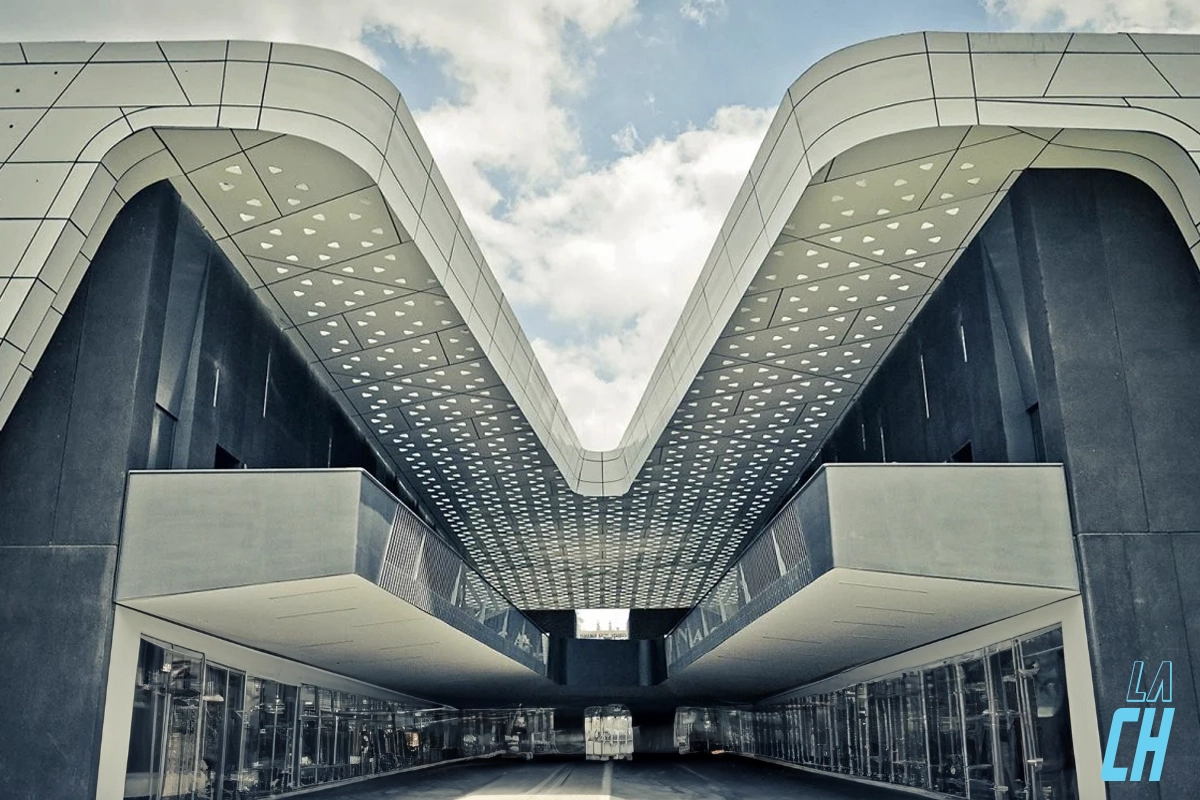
307 756 915 799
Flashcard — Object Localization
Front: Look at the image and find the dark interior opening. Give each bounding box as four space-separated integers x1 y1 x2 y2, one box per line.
214 445 243 469
1027 403 1046 462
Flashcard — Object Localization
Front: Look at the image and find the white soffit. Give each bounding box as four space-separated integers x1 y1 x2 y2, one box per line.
2 34 1200 608
667 568 1077 698
123 576 552 704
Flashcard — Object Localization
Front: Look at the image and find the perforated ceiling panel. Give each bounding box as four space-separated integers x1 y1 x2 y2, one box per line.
154 125 1050 609
5 35 1200 610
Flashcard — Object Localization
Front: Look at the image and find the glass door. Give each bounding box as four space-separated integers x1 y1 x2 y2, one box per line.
926 664 968 796
125 640 169 800
195 664 227 800
156 646 204 800
240 678 297 797
146 642 207 800
334 693 359 780
1018 628 1076 800
222 673 245 799
898 671 930 789
191 663 244 800
297 686 320 787
121 640 205 800
960 655 996 797
986 644 1026 799
125 641 232 800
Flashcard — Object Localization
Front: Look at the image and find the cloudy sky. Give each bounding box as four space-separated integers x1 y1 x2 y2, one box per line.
6 0 1199 448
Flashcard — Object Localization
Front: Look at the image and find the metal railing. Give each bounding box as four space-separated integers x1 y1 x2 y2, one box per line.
665 471 819 673
664 463 1076 676
119 468 549 675
378 496 549 673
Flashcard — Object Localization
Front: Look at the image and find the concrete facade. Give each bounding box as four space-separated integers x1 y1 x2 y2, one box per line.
3 33 1200 799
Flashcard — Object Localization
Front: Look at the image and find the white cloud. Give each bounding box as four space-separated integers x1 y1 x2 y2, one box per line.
373 7 769 451
0 1 383 64
611 122 643 154
483 106 772 448
679 0 728 26
381 1 637 200
984 0 1200 31
464 105 772 327
5 1 772 450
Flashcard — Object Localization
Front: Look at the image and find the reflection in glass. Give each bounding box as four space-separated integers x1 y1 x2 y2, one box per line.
926 664 967 795
1022 627 1076 800
240 679 297 797
673 625 1079 800
987 645 1024 797
123 638 556 798
123 640 205 800
897 672 929 788
222 672 244 799
125 640 168 800
960 656 994 796
159 651 203 800
195 664 228 800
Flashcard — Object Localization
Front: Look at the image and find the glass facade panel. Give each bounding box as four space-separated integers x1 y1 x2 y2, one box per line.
123 640 205 800
297 686 318 788
196 664 229 800
927 664 967 794
239 678 297 796
159 650 203 800
123 637 557 798
987 645 1025 797
222 673 245 798
673 625 1079 800
960 656 995 796
125 640 168 800
1021 627 1076 800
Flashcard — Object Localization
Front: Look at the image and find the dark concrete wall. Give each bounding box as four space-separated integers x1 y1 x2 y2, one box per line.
549 638 666 687
175 241 395 482
634 721 678 753
522 609 688 641
629 608 688 640
523 609 577 638
1009 170 1200 800
799 208 1037 481
159 195 414 504
0 183 417 800
800 169 1200 796
0 184 176 800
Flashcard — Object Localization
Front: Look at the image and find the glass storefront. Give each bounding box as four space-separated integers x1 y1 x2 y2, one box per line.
123 638 466 799
675 626 1078 800
125 640 205 800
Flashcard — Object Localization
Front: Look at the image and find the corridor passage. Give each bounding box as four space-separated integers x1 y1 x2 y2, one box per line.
310 756 915 799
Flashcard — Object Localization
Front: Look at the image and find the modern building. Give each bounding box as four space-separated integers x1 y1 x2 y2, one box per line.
1 30 1199 800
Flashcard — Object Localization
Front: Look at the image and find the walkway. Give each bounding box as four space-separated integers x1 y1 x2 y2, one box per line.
308 756 917 799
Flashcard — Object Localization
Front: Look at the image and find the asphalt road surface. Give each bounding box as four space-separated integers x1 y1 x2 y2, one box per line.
309 756 916 799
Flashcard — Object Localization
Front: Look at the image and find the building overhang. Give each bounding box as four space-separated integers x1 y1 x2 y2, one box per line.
665 464 1079 698
3 34 1200 607
118 469 552 704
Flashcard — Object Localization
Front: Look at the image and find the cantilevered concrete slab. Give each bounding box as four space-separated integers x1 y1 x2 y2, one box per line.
665 464 1078 698
118 469 552 703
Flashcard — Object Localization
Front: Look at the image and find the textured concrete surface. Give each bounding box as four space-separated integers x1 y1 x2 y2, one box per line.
306 756 913 799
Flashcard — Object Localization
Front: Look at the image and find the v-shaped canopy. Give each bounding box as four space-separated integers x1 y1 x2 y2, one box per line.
2 33 1200 607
